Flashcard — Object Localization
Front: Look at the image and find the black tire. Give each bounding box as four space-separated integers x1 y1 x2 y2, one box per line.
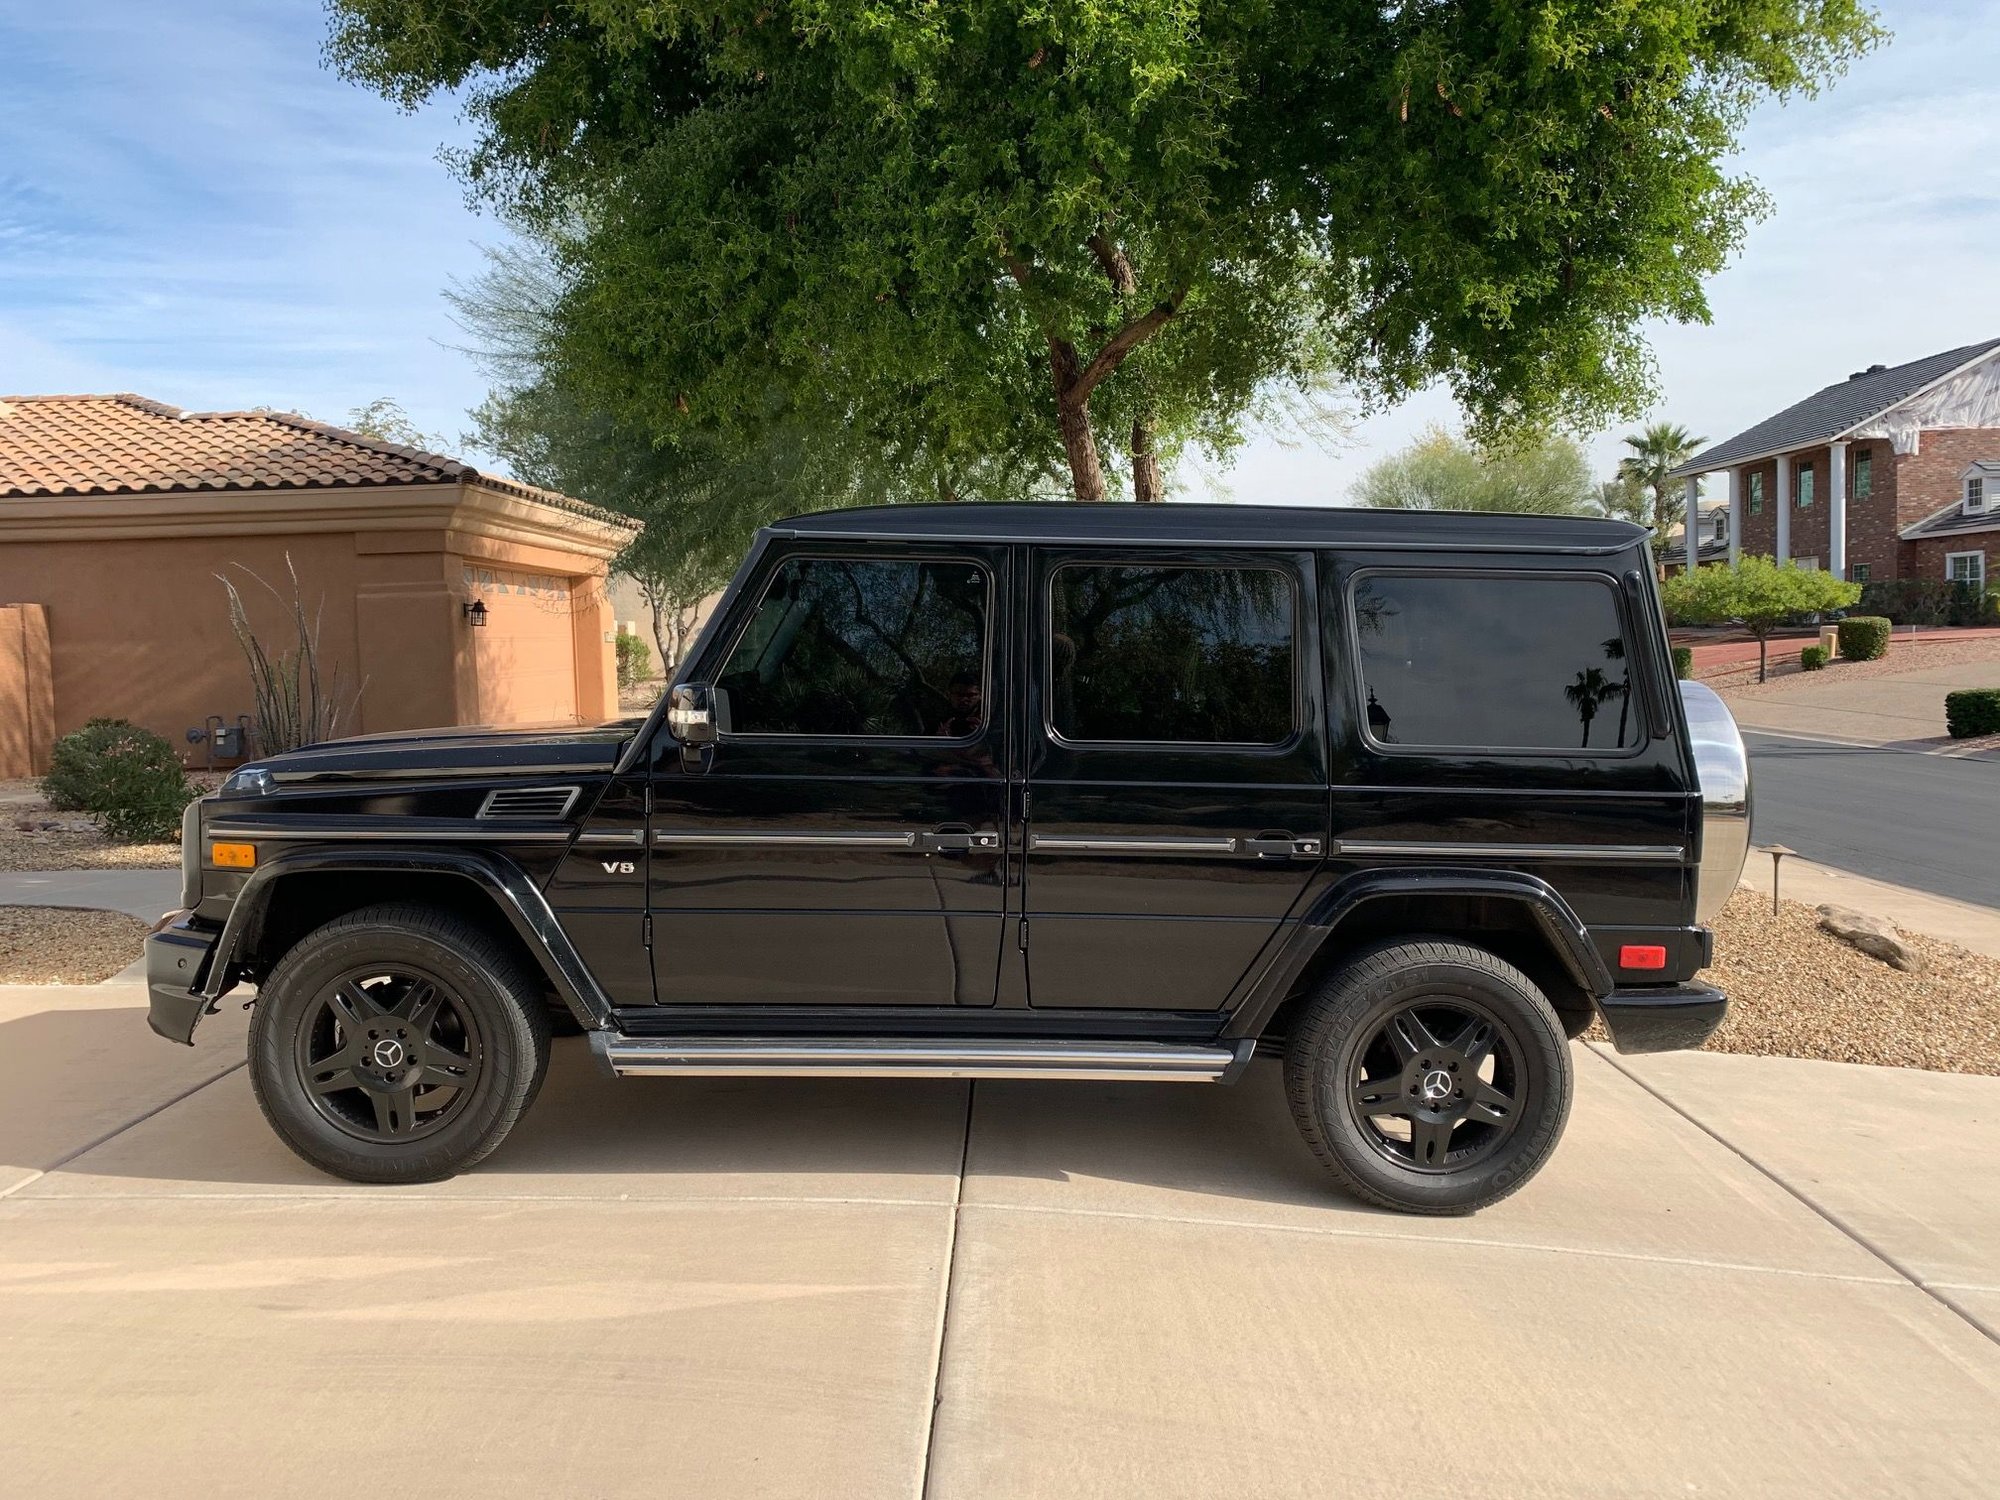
248 903 551 1184
1284 939 1572 1215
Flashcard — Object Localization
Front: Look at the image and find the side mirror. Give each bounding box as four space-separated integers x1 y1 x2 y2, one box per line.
667 683 717 745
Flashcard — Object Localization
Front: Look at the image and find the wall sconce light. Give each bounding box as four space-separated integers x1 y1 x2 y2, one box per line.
463 598 489 628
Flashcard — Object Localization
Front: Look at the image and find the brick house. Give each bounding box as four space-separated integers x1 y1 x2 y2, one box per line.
1666 337 2000 591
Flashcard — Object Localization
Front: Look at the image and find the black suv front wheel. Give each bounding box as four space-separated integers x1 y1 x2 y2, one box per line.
248 904 551 1184
1284 940 1572 1215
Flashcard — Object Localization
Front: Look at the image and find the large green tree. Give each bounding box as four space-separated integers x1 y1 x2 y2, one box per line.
1353 426 1599 515
331 0 1877 504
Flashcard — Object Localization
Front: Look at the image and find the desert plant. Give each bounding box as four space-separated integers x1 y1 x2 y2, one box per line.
1800 645 1828 671
1945 688 2000 739
1671 645 1694 680
1836 615 1892 662
43 719 197 843
218 557 364 755
1855 579 2000 627
41 717 133 810
615 630 652 690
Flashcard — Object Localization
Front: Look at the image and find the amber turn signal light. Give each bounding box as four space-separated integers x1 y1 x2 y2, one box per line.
209 842 257 870
1618 944 1668 970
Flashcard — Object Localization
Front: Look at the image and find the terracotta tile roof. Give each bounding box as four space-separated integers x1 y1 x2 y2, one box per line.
0 394 638 532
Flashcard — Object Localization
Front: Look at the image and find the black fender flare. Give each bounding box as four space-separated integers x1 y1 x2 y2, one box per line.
1224 867 1614 1039
196 845 617 1030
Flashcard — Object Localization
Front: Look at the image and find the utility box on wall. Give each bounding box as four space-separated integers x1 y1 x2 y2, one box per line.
0 603 55 778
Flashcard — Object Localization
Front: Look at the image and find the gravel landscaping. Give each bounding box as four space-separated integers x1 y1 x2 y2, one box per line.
0 778 188 872
0 906 152 984
1637 888 2000 1076
1701 635 2000 694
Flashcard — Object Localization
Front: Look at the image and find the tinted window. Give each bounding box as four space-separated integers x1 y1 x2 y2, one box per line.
718 558 987 737
1352 574 1638 752
1050 565 1295 744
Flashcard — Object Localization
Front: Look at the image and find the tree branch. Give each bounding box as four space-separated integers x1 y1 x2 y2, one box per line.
1070 287 1187 404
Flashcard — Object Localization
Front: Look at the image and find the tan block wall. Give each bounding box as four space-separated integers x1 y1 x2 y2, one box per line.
0 603 55 777
0 531 366 763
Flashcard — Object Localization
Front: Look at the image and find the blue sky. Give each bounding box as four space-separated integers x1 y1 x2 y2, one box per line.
3 2 1998 500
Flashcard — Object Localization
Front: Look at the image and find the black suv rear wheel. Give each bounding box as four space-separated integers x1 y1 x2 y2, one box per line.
248 904 550 1184
1284 939 1572 1215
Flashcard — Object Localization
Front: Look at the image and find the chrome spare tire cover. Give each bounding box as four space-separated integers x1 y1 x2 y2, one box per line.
1679 680 1752 923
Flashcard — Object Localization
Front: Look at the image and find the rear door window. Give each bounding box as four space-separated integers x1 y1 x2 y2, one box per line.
1350 573 1639 752
1048 564 1296 745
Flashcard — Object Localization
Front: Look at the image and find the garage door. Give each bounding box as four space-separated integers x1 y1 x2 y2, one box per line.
465 565 579 725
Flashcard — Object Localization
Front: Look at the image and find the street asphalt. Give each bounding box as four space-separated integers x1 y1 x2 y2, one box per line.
1743 731 1999 908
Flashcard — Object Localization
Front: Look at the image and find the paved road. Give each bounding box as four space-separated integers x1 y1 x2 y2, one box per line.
1745 731 1998 907
0 869 181 922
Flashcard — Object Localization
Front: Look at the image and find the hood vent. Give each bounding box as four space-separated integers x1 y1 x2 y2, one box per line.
478 785 581 820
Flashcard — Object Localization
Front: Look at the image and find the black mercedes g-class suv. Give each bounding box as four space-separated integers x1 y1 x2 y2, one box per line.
147 502 1750 1214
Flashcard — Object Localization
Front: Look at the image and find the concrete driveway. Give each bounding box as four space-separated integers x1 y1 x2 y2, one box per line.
1725 656 2000 748
3 981 1998 1498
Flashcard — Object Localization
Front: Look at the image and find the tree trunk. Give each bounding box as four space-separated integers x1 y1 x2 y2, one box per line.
1757 633 1769 684
1046 337 1108 502
1132 415 1162 503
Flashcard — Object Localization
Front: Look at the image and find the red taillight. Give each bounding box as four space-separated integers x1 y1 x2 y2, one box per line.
1620 944 1668 971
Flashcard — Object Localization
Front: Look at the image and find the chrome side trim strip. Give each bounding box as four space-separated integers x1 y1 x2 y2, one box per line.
1029 834 1239 855
575 830 645 847
594 1035 1245 1082
653 830 919 849
1335 839 1685 863
206 823 574 844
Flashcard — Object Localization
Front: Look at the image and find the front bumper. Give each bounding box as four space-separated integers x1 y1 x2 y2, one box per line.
1596 984 1727 1055
146 913 219 1045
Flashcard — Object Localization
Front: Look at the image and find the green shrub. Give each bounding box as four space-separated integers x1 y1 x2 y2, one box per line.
41 718 139 811
42 719 198 843
1671 645 1693 680
1857 579 1998 627
1945 688 2000 739
1836 615 1892 661
1799 645 1828 671
615 631 652 690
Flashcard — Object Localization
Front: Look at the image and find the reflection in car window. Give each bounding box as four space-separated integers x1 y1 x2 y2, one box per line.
1050 565 1295 744
1352 574 1637 751
718 558 987 737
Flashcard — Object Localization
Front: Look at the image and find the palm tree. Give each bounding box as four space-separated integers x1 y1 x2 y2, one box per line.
1565 667 1626 749
1617 422 1706 540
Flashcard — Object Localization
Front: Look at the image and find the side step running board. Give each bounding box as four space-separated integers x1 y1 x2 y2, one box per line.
590 1034 1255 1083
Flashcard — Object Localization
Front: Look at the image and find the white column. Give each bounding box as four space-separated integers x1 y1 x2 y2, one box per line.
1727 466 1744 570
1827 440 1848 579
1684 476 1701 574
1776 453 1792 564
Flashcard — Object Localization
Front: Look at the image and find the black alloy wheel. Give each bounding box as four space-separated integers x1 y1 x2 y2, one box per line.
1285 939 1572 1215
1348 999 1523 1173
295 968 485 1143
249 904 550 1184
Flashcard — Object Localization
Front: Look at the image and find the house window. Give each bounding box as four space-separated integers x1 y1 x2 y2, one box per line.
1797 466 1815 508
1748 472 1764 515
1969 476 1988 513
1852 563 1872 583
1947 551 1986 589
1853 450 1872 499
1794 556 1820 574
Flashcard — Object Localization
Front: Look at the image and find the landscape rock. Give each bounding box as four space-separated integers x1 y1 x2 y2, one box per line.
1816 904 1925 974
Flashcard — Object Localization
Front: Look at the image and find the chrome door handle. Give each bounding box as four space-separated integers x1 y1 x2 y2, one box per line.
919 827 1001 854
1238 835 1324 859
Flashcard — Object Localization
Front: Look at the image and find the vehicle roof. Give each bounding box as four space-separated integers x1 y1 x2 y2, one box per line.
766 502 1648 554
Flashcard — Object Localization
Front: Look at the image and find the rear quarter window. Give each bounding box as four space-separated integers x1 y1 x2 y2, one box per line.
1349 572 1640 754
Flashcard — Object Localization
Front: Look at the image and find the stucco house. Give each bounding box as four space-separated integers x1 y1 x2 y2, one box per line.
1666 337 2000 589
0 394 639 775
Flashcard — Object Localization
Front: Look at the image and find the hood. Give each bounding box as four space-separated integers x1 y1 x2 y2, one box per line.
254 719 644 784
